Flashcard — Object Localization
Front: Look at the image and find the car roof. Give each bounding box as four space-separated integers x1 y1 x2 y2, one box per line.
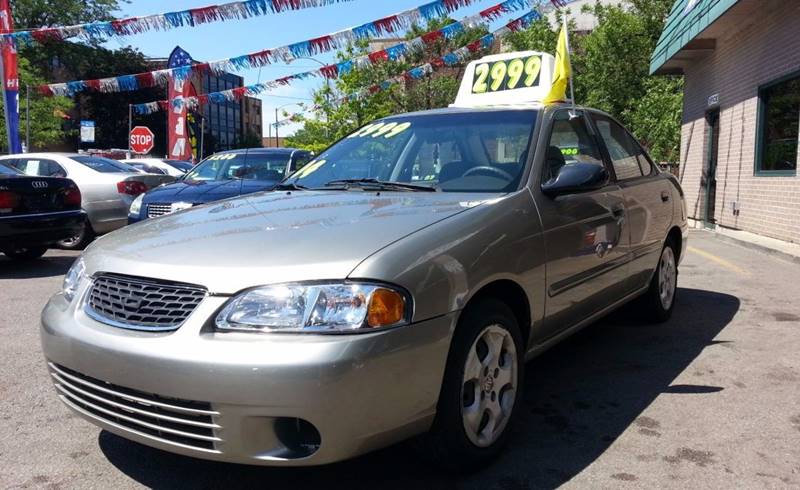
215 148 305 156
378 103 609 119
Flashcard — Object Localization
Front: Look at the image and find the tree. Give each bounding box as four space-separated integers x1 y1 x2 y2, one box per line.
6 0 161 153
287 18 488 151
0 57 73 152
12 0 125 32
507 0 682 163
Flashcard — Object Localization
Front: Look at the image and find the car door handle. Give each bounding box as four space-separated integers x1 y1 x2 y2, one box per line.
661 191 670 203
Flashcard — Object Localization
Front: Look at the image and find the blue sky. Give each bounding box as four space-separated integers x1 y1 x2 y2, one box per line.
107 0 519 136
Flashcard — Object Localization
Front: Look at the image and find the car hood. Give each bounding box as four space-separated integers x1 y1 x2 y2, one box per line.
143 179 277 204
83 191 491 294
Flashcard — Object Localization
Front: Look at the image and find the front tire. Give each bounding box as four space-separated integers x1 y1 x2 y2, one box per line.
3 246 48 260
640 239 678 323
422 299 524 472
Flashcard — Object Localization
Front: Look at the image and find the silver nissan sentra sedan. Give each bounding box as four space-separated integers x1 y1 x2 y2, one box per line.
41 104 687 469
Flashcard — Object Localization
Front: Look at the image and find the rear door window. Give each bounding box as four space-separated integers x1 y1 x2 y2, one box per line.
15 158 67 177
592 114 647 181
72 156 130 173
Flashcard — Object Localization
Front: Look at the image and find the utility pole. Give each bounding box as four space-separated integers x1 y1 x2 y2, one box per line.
199 116 205 161
274 107 279 148
127 104 133 159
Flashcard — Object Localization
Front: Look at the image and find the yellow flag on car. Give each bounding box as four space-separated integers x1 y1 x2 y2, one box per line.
543 21 572 104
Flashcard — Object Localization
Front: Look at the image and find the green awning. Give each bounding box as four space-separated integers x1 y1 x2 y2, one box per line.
650 0 740 74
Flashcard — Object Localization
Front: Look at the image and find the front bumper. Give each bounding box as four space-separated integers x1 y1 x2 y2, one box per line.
41 291 456 466
0 210 86 250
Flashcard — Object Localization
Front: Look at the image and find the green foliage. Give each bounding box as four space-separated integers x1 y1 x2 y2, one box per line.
289 3 682 162
3 0 147 153
287 18 487 151
504 15 559 53
623 76 683 162
0 57 73 152
12 0 125 32
509 0 682 163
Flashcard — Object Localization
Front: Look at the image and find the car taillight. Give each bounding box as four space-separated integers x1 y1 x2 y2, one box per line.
117 181 148 196
0 190 19 212
64 186 82 207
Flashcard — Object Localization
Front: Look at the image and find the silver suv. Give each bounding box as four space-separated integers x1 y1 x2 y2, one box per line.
41 104 687 470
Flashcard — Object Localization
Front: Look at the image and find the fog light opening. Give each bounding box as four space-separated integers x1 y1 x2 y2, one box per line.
274 417 321 458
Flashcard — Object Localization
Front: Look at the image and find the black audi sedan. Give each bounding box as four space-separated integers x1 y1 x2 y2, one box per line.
0 163 86 260
128 148 312 223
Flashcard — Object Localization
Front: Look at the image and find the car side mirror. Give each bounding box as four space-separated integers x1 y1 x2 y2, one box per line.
541 162 609 197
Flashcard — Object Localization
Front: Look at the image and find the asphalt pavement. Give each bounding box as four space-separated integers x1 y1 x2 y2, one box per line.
1 230 799 489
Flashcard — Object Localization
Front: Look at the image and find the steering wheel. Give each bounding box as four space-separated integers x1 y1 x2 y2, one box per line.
462 165 514 181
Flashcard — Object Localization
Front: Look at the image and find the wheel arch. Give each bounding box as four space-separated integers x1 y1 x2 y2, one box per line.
459 279 532 350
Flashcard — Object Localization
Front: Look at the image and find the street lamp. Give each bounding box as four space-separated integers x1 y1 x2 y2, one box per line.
290 56 333 138
274 102 304 148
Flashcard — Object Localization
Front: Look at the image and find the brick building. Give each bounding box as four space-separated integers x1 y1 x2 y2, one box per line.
651 0 800 244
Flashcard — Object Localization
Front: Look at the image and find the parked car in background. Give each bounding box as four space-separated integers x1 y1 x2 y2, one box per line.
121 158 193 177
128 148 311 223
0 162 85 260
125 162 169 175
0 153 173 249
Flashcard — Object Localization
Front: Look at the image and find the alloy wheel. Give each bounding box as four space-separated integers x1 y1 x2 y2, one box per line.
658 246 677 310
460 324 518 448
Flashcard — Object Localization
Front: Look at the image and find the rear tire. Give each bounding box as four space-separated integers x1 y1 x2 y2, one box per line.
639 239 678 323
57 222 95 250
3 246 48 260
421 299 524 472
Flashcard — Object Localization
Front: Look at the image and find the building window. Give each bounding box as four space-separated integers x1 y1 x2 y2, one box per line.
757 74 799 175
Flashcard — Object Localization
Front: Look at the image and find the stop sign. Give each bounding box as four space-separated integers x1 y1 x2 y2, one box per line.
129 126 155 154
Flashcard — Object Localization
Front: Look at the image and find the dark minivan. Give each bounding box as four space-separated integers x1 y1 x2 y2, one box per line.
128 148 312 223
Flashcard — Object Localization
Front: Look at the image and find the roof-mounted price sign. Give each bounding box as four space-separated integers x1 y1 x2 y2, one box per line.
452 51 556 109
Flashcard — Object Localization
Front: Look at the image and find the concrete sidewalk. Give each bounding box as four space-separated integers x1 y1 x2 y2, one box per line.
689 226 800 265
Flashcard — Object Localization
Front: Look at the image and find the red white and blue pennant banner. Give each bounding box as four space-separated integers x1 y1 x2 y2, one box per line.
273 9 542 127
40 0 533 97
2 0 358 47
134 8 541 116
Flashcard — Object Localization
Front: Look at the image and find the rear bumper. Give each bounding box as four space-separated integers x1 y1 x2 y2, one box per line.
41 291 456 466
0 210 86 250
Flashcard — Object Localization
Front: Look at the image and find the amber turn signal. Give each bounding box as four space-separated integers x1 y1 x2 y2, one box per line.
367 288 406 328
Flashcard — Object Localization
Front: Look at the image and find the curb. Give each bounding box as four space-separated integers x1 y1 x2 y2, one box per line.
689 228 800 266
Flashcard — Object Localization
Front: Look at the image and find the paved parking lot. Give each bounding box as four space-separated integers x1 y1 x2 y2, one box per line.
1 230 799 489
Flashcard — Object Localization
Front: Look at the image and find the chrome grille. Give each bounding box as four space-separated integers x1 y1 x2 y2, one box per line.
147 203 173 218
48 363 221 452
86 274 206 331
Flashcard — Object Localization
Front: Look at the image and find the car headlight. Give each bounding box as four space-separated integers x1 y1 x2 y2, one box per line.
62 258 86 302
129 194 145 216
215 282 409 333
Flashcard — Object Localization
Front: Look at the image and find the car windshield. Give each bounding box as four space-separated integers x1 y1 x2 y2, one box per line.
0 163 20 175
72 156 133 173
184 153 290 181
165 160 193 172
286 109 537 193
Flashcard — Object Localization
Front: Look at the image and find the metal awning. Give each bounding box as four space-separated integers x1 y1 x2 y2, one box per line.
650 0 741 75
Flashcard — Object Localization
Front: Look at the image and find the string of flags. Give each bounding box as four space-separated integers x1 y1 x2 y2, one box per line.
37 0 505 97
271 8 543 128
126 0 539 114
2 0 359 47
134 8 541 117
